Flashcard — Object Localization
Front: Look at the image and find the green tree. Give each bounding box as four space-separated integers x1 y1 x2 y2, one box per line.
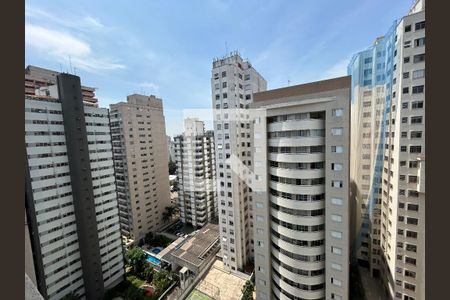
152 270 173 295
168 159 177 175
162 205 177 223
241 280 254 300
125 247 147 276
142 265 155 283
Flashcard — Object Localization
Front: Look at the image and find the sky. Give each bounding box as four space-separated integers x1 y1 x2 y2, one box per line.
25 0 413 137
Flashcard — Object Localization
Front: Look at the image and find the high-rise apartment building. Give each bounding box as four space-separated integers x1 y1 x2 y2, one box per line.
211 52 267 272
348 1 425 299
251 77 351 300
173 118 217 227
25 73 124 300
25 65 98 107
110 94 171 241
167 135 175 162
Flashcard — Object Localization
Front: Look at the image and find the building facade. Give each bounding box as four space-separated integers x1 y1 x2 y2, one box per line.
25 74 124 300
110 94 171 241
251 77 351 300
25 65 98 107
211 52 267 272
173 118 217 228
348 0 425 299
167 135 175 162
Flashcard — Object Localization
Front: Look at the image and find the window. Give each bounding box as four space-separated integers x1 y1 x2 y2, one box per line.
411 116 423 124
223 93 228 99
331 127 343 136
403 72 409 79
401 146 407 152
402 87 409 94
221 71 226 77
402 117 408 123
410 146 422 153
403 57 410 63
405 25 411 32
331 214 342 223
364 57 372 64
414 37 425 47
222 82 227 88
406 231 418 238
405 256 416 266
331 163 343 171
332 180 343 188
407 217 418 225
331 263 342 271
405 270 416 278
332 108 344 117
256 215 264 222
410 131 422 138
331 198 343 206
405 244 417 252
331 278 342 287
332 146 344 153
331 231 342 239
331 246 342 255
331 294 343 300
402 102 408 109
244 74 250 80
404 41 411 48
411 101 424 109
413 54 425 63
415 21 425 30
412 69 425 79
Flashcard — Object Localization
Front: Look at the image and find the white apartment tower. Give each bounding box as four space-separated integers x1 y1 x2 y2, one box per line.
174 118 217 227
251 77 351 300
349 0 425 299
25 73 124 300
211 52 267 272
110 95 171 241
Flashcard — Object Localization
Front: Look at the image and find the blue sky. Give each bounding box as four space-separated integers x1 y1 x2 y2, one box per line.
25 0 412 136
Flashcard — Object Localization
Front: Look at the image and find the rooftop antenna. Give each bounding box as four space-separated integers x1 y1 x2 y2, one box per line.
74 67 77 76
69 55 73 74
59 64 63 73
225 41 228 56
288 79 291 86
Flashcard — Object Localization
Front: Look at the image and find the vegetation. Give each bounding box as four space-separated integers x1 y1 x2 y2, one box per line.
241 279 255 300
105 247 175 300
125 247 148 276
152 269 175 295
144 232 174 247
162 205 178 223
103 276 147 300
168 159 177 175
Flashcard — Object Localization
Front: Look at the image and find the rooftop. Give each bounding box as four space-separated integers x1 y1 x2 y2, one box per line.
253 76 351 103
192 259 248 300
162 223 219 268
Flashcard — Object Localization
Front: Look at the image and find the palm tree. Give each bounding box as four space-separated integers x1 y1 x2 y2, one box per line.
162 205 178 223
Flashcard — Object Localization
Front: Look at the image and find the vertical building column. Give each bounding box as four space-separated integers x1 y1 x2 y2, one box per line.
57 74 105 300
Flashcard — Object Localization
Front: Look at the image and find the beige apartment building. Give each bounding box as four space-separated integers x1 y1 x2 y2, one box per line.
174 118 217 228
211 52 267 273
349 1 425 299
110 94 171 241
251 77 351 300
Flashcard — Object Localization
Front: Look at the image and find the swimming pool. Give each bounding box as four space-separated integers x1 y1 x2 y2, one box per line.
151 247 162 254
146 254 161 266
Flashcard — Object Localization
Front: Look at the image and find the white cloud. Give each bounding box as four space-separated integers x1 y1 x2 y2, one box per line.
25 4 108 31
25 24 125 73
